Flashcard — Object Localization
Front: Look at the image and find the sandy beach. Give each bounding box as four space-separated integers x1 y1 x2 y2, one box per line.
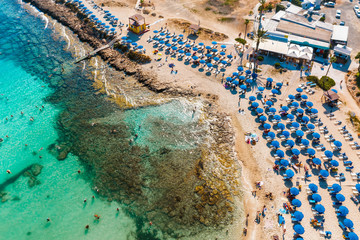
20 0 360 239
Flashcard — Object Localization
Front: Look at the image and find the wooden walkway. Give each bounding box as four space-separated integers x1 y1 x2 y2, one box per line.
75 36 121 63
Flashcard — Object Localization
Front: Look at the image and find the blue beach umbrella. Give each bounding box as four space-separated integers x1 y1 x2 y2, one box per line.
271 141 280 148
249 96 256 101
348 233 359 240
311 108 318 114
266 101 273 106
301 95 308 100
292 122 300 128
256 108 264 114
292 199 302 207
282 131 290 138
287 140 295 147
312 194 322 202
269 108 276 113
137 45 143 49
288 94 295 100
168 43 174 47
268 132 276 139
292 148 300 155
172 38 177 42
178 41 184 45
212 48 218 52
160 32 165 36
273 115 280 120
121 36 127 40
356 184 360 192
336 194 345 202
126 39 132 43
282 106 289 112
240 85 247 90
198 42 204 46
276 82 283 87
315 204 325 213
239 76 246 81
214 57 220 61
339 206 349 216
246 69 252 75
206 63 213 67
291 102 300 108
324 150 333 158
296 130 304 137
320 170 329 178
252 73 258 79
233 72 239 76
296 88 303 93
302 116 310 122
332 183 342 193
166 35 172 39
301 139 309 146
105 25 110 29
205 46 212 50
153 30 159 33
313 158 321 165
287 114 294 120
227 55 233 58
306 101 313 107
238 66 244 71
232 80 239 85
330 160 339 167
294 211 304 221
271 89 278 95
192 47 199 51
312 132 320 139
290 187 299 196
307 148 316 156
259 116 267 122
278 123 285 130
294 225 305 234
206 53 212 58
252 102 259 108
309 183 318 192
297 109 304 114
221 60 227 65
263 123 271 129
171 46 178 50
307 124 315 130
276 150 285 158
220 51 226 56
334 141 342 147
246 79 253 84
212 41 218 45
344 219 354 228
285 169 294 178
267 77 273 82
280 159 289 167
192 56 198 60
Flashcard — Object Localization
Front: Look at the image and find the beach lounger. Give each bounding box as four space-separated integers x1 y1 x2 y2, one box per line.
339 222 347 231
346 166 354 171
344 161 353 166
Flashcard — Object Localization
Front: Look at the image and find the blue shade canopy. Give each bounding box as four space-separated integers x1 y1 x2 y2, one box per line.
285 169 294 178
296 88 303 93
252 102 259 108
294 211 304 221
320 170 329 178
267 77 273 82
153 30 159 33
246 79 253 84
301 139 309 146
212 41 217 44
290 187 299 196
344 219 354 228
280 159 289 166
324 150 333 158
271 141 280 148
307 148 316 156
273 115 281 120
199 59 205 64
301 95 308 100
330 160 339 167
312 132 320 139
232 80 239 85
292 148 300 155
233 72 239 76
306 101 313 107
332 183 342 193
288 94 295 99
287 114 295 119
333 141 342 147
348 232 358 240
293 225 305 234
193 47 199 51
307 124 315 129
259 116 267 122
336 194 345 202
246 70 252 75
276 150 285 158
220 51 226 56
268 132 276 138
339 206 349 216
302 116 310 122
192 55 198 60
297 109 304 114
315 204 325 213
313 158 321 165
212 48 218 52
239 76 246 80
256 108 264 114
312 194 322 202
276 82 283 87
249 96 256 101
269 107 276 113
206 62 213 67
221 45 226 48
266 101 273 106
296 130 304 137
205 46 212 49
356 184 360 192
281 106 289 111
311 108 318 114
278 123 285 130
263 123 271 129
271 89 278 94
292 102 300 108
213 56 220 61
292 199 302 207
292 122 300 128
308 183 318 192
238 66 244 71
240 85 247 90
198 42 203 45
227 55 233 58
282 131 290 138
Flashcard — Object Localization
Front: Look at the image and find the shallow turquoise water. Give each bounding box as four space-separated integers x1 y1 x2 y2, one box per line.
0 2 136 239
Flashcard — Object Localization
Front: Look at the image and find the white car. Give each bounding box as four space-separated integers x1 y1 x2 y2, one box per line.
355 6 360 17
324 1 335 7
336 10 341 18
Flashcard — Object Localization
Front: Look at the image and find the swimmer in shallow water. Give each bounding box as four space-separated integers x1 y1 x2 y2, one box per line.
6 170 11 174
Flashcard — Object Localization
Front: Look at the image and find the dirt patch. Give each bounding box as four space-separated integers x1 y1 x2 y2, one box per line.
167 18 228 41
346 71 360 106
206 0 240 15
97 0 130 7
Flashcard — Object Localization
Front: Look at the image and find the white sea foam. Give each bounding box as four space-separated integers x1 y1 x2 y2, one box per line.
62 26 71 50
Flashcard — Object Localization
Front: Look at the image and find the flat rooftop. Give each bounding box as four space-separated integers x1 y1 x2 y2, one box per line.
276 21 332 42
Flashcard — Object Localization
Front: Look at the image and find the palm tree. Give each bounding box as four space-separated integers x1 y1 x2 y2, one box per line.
244 19 250 40
325 55 337 77
235 38 247 63
253 29 268 71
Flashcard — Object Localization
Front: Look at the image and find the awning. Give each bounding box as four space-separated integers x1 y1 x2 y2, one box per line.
323 91 339 101
253 39 288 55
334 44 352 56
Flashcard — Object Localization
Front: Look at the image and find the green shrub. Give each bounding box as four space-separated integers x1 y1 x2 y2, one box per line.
291 0 302 7
275 4 286 12
205 7 211 11
307 75 335 90
257 56 264 61
356 92 360 97
320 16 325 22
274 62 281 68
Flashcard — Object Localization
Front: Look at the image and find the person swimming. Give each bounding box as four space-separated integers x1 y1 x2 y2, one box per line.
6 170 11 174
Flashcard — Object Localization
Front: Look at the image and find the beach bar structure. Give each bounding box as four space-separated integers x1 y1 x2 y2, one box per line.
128 14 147 34
189 24 200 34
323 90 339 106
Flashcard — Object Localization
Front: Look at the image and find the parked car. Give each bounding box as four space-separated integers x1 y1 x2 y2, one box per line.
336 10 341 18
355 6 360 17
324 1 335 7
340 21 345 25
356 10 360 17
